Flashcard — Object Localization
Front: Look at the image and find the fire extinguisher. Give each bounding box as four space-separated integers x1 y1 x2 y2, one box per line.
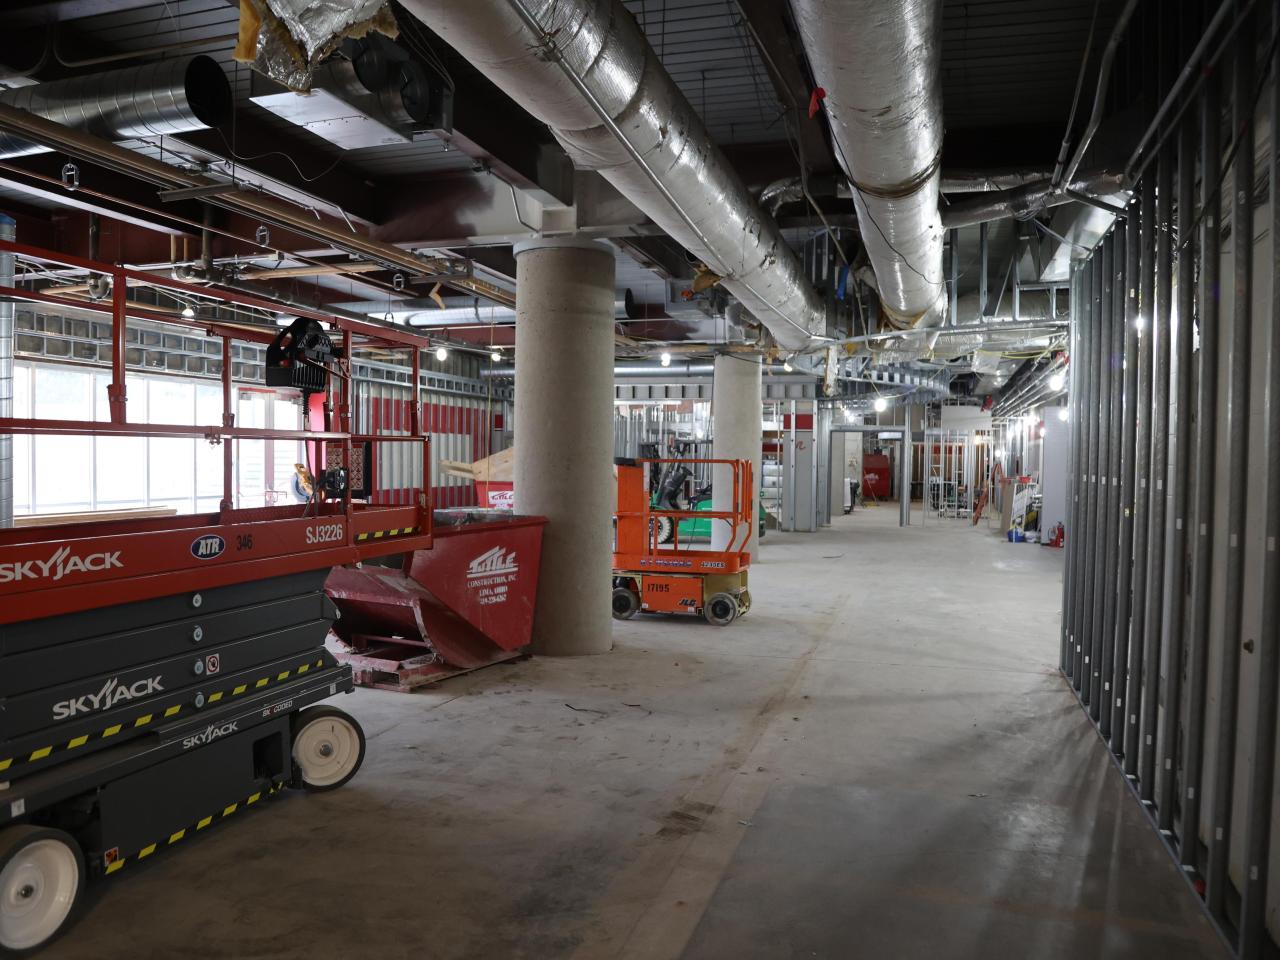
1047 522 1065 548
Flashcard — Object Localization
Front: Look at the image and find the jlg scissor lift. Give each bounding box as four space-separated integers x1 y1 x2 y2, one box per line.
0 239 441 954
612 458 753 626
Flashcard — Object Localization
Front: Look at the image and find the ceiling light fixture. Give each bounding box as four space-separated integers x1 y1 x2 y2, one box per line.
1048 372 1065 391
660 352 672 367
1058 408 1070 422
181 305 195 319
873 397 888 413
435 345 449 362
490 349 502 362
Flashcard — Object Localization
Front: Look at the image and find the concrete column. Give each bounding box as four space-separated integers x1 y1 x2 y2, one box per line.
513 238 616 656
711 353 762 558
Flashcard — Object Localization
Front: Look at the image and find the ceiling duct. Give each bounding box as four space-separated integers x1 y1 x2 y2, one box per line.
250 37 452 150
791 0 946 338
396 0 829 352
0 55 231 159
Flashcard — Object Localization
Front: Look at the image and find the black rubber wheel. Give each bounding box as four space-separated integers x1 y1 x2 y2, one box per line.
0 826 85 957
612 586 640 620
704 592 738 626
291 706 366 792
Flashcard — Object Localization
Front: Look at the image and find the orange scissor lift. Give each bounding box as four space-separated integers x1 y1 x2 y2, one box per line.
612 457 753 626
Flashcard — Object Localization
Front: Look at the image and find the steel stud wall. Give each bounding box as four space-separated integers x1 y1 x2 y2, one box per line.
1059 2 1280 954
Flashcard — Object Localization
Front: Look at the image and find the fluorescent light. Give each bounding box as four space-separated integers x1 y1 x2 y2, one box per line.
1048 372 1065 391
660 352 671 367
435 345 448 361
1134 314 1146 331
873 397 888 413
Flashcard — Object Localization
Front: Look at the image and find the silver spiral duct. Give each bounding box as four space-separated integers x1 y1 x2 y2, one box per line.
0 55 231 159
791 0 946 329
396 0 828 351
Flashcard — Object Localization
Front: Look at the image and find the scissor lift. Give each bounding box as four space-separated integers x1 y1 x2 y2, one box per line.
612 457 753 626
0 239 439 954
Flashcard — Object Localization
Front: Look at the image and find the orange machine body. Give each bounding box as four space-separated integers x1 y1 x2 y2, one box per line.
612 458 753 625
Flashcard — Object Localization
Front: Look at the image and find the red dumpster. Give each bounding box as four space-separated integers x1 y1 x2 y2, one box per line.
325 510 546 690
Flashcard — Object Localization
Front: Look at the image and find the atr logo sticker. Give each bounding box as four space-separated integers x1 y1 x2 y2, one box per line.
182 721 239 750
0 546 123 584
52 676 164 720
190 535 226 560
466 546 518 606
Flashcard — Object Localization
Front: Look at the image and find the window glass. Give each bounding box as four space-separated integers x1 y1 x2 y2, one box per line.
12 364 30 514
195 384 224 502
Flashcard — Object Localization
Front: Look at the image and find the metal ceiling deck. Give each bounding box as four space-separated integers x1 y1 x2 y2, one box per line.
622 0 788 147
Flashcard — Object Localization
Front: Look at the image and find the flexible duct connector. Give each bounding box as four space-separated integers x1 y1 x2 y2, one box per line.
0 215 13 528
397 0 828 351
940 173 1127 229
0 55 231 159
791 0 946 334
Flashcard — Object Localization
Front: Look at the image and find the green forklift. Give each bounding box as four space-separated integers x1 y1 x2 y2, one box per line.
643 441 765 544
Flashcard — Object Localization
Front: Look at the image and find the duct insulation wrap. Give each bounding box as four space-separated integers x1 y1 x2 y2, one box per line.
397 0 827 351
791 0 946 339
0 56 232 159
240 0 399 91
0 215 12 529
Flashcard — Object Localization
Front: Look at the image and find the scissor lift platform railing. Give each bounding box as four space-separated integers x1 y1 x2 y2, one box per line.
0 238 444 955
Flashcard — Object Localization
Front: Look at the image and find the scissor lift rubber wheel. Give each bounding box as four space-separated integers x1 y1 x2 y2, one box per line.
612 586 640 620
704 592 738 626
0 826 85 957
291 706 367 793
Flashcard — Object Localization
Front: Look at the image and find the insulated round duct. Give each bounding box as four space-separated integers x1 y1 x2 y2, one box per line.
0 55 232 159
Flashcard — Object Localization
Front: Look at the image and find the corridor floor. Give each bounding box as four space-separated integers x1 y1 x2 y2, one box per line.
54 505 1226 960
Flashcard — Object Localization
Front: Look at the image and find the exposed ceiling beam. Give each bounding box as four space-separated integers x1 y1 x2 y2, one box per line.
733 0 836 177
7 0 159 27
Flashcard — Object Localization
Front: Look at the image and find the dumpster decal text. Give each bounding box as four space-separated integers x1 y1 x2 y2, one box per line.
466 546 518 605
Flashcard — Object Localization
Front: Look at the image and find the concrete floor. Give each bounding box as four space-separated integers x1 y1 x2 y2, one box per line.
53 506 1227 960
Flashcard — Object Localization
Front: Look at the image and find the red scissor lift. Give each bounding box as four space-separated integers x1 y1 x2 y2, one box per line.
0 239 538 953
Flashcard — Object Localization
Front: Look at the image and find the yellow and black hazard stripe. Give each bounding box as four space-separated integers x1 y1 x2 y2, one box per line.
103 782 286 876
0 657 328 777
355 525 420 543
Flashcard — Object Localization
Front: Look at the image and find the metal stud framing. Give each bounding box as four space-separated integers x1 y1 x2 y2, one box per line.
1059 2 1280 953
